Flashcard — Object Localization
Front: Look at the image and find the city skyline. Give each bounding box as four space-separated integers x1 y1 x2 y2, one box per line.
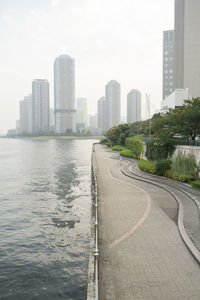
0 0 174 133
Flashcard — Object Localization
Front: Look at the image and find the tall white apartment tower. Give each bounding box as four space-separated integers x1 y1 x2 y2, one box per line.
105 80 121 130
19 94 32 134
76 98 87 131
127 89 141 124
32 79 50 134
97 96 106 134
162 30 175 99
54 55 76 134
174 0 200 97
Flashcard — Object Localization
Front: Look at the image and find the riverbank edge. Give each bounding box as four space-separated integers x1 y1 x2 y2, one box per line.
87 144 99 300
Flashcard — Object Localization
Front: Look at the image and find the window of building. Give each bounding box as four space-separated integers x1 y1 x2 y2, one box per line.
170 32 174 41
164 32 168 42
164 57 168 61
165 70 168 74
169 69 173 73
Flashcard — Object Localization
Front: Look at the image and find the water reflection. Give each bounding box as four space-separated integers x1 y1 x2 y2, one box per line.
0 138 95 300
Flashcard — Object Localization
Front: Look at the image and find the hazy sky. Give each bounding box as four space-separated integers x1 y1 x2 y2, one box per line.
0 0 174 133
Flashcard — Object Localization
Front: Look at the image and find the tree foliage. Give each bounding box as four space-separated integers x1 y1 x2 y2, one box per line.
125 136 144 159
145 139 175 161
152 97 200 142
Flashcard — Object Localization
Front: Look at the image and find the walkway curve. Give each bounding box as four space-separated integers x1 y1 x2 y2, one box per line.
107 165 151 249
121 158 200 264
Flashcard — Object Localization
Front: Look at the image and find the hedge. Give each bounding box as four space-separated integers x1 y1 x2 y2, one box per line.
112 145 126 151
138 160 156 174
120 149 137 159
191 180 200 189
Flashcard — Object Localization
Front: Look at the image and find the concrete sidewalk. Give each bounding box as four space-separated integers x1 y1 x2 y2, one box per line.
94 144 200 300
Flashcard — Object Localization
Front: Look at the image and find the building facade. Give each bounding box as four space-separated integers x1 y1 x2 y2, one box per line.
174 0 200 97
161 88 192 110
127 89 141 124
105 80 121 130
54 55 76 134
19 95 32 134
163 30 175 99
97 96 106 134
32 79 50 134
76 98 87 131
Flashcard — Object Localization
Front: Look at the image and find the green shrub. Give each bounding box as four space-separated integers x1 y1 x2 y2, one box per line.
165 170 195 182
191 180 200 189
155 159 171 176
105 142 113 147
112 145 126 151
125 136 144 159
145 139 175 161
120 149 137 159
100 138 108 144
138 160 156 174
172 151 197 178
176 174 194 182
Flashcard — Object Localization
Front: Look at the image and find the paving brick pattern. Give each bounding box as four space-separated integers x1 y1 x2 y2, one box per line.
94 144 200 300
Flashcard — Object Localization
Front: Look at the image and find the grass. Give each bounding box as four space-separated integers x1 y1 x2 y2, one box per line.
120 149 137 159
138 160 156 174
112 145 126 151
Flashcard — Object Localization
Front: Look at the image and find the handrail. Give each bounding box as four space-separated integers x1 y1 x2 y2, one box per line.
87 148 99 300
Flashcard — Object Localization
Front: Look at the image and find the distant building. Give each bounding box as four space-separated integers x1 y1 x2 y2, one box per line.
50 108 54 132
7 129 16 136
127 89 141 124
32 79 50 134
174 0 200 97
16 120 20 135
19 95 32 134
105 80 121 130
97 96 106 134
54 55 76 134
76 98 87 131
161 88 192 110
87 114 98 135
163 30 175 99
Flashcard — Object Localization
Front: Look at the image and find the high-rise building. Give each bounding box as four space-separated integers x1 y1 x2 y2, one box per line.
97 96 106 134
32 79 50 134
76 98 87 131
162 30 175 99
50 108 54 132
127 89 141 124
19 95 32 134
54 55 76 134
174 0 200 97
105 80 121 130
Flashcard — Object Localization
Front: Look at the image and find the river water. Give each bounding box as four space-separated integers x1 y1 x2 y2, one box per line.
0 138 96 300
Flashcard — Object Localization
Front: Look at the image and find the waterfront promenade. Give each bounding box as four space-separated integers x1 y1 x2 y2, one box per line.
94 144 200 300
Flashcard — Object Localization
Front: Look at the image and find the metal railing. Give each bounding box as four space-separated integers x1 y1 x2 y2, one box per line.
87 151 99 300
93 163 99 300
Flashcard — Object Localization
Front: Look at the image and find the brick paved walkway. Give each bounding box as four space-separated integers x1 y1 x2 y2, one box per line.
94 144 200 300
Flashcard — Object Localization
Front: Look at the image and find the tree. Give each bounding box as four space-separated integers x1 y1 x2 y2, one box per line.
152 98 200 142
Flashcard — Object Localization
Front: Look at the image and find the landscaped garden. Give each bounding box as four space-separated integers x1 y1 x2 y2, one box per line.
102 97 200 188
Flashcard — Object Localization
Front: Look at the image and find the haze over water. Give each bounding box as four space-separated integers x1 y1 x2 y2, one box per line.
0 138 95 300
